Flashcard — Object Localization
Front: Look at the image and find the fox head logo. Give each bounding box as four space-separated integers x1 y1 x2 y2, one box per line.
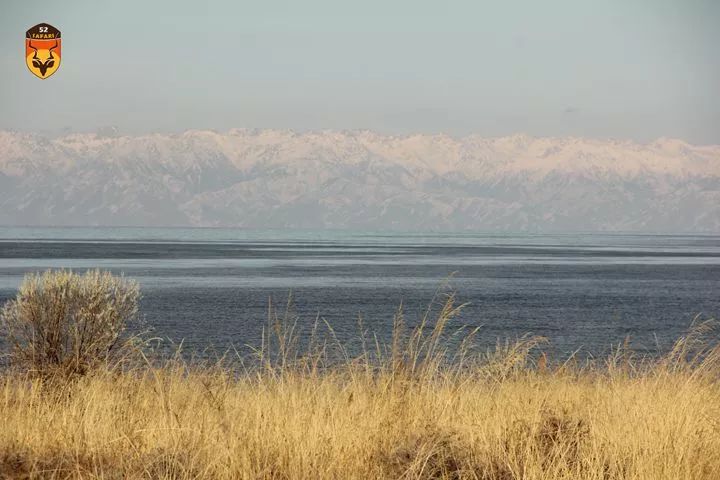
26 23 61 79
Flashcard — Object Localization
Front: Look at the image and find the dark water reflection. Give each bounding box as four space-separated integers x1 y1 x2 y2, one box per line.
1 228 718 358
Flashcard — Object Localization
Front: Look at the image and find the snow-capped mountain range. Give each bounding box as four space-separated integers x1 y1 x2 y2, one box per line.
1 129 719 232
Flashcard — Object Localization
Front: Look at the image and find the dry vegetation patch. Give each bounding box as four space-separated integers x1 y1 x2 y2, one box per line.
1 271 719 479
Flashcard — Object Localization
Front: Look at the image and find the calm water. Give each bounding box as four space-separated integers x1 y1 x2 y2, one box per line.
1 227 719 357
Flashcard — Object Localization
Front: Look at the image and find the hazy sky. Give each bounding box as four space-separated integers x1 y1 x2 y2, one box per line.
1 0 718 143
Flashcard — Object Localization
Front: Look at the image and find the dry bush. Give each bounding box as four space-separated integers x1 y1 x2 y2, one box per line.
0 269 141 377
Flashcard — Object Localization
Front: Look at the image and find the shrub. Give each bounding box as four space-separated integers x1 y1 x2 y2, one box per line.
0 270 141 376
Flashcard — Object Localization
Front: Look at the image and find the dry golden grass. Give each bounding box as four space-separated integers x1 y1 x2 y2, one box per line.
1 289 719 479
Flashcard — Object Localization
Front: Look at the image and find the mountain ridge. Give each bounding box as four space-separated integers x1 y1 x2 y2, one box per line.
1 129 718 232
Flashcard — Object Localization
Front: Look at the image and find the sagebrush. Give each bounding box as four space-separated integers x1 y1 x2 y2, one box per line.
0 270 140 376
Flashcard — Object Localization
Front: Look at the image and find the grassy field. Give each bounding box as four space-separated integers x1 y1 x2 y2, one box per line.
1 357 720 479
2 316 720 478
1 272 719 479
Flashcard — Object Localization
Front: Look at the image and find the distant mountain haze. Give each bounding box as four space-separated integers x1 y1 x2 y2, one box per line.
0 129 718 232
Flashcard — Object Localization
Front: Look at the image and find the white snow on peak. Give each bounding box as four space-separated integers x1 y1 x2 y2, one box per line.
0 129 718 231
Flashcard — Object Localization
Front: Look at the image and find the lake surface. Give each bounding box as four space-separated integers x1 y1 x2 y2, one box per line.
1 227 719 358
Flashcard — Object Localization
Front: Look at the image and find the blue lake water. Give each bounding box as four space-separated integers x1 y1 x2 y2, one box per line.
1 227 719 358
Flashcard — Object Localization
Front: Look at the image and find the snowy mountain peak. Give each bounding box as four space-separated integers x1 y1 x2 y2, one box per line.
0 129 718 232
